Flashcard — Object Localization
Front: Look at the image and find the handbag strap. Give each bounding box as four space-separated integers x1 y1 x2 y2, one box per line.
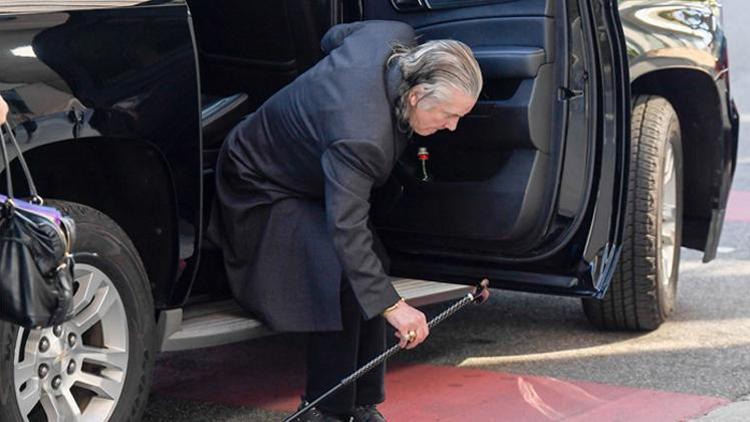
0 126 14 200
1 122 41 204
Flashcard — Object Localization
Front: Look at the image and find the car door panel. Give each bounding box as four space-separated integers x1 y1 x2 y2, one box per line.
366 0 628 297
0 1 202 306
368 0 560 253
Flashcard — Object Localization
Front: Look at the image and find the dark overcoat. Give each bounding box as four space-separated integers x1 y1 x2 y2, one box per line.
208 21 416 332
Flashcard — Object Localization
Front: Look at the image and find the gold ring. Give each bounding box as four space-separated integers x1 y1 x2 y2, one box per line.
407 330 416 342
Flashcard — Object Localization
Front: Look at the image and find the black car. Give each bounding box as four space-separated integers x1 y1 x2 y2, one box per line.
0 0 738 421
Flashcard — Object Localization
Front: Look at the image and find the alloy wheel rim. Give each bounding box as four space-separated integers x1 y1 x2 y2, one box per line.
660 140 677 289
13 264 129 422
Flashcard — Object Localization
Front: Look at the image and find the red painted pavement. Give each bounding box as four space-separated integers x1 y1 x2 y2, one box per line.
152 340 728 421
379 365 727 421
726 190 750 221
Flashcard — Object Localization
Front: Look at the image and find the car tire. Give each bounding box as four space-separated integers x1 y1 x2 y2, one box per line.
582 95 683 331
0 201 155 422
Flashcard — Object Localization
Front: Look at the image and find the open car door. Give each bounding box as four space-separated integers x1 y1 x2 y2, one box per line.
367 0 630 299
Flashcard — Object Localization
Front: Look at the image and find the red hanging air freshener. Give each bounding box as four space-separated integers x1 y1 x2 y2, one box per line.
418 147 431 181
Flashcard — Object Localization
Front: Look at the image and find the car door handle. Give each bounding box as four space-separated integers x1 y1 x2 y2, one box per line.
390 0 427 11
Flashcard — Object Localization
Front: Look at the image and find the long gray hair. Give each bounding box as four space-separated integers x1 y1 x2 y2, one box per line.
388 39 483 128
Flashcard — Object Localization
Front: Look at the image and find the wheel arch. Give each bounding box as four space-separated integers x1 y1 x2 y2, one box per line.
631 67 724 252
8 137 179 310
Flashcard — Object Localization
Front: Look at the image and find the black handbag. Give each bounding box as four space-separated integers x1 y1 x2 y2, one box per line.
0 122 76 328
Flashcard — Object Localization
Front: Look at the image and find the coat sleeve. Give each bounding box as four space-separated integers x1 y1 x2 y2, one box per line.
321 139 401 319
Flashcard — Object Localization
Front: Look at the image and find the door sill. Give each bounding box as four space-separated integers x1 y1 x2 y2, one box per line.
157 278 472 352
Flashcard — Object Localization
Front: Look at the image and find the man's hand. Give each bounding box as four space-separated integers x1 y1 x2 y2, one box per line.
0 96 7 125
383 300 429 350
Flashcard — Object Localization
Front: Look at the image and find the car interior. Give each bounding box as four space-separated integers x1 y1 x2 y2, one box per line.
188 0 572 266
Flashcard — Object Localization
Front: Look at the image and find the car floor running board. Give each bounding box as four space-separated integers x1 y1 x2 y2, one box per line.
157 279 473 352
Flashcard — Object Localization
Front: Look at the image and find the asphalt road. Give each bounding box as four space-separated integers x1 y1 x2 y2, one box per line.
144 1 750 420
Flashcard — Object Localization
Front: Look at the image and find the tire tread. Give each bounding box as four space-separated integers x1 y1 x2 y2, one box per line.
583 95 682 331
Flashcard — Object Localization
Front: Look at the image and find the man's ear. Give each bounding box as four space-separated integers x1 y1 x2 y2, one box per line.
408 86 422 108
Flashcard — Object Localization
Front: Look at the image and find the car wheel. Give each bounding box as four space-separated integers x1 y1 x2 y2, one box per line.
0 201 155 421
583 95 683 331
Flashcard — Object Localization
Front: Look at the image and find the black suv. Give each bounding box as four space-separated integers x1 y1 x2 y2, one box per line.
0 1 738 421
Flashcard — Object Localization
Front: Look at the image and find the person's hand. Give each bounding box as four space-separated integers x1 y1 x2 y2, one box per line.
383 300 429 350
0 96 7 125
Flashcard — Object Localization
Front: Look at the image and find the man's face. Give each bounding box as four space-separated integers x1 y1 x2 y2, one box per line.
407 86 476 136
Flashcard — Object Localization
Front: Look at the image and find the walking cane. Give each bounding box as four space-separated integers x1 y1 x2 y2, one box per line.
283 279 491 422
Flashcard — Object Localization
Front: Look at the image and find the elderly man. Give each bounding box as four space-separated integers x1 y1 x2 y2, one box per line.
209 20 482 421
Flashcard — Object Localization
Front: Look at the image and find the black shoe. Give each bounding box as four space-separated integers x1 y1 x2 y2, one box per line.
351 404 386 422
294 400 352 422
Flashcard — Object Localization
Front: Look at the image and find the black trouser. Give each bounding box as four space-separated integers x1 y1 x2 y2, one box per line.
306 281 386 415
